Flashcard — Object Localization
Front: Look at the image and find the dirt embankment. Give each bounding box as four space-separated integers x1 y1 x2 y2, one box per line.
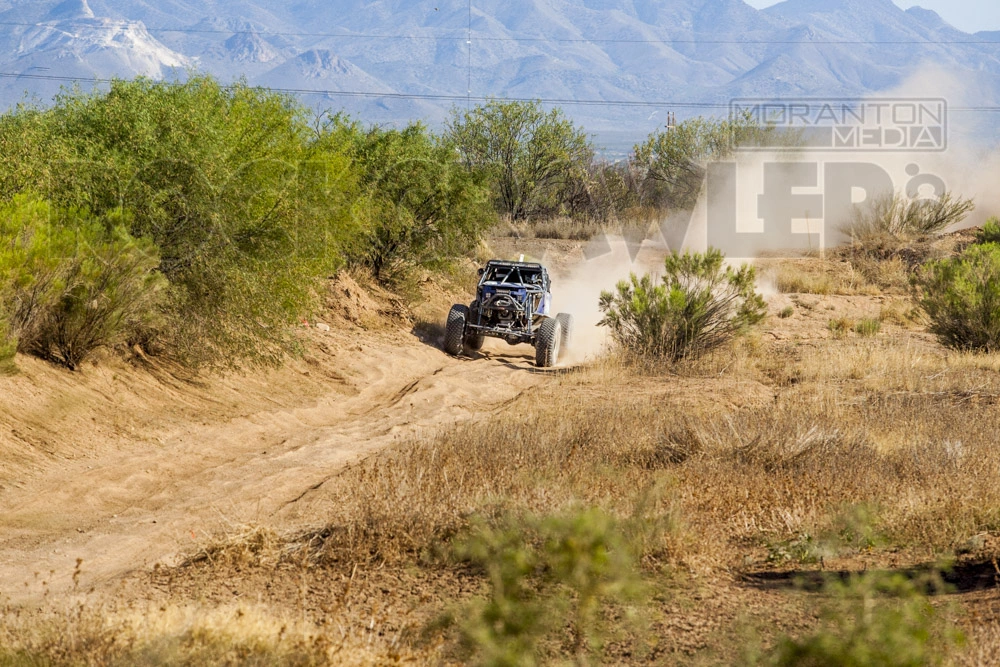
0 273 545 604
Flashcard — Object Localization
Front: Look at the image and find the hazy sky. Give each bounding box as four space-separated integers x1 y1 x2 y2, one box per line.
744 0 1000 33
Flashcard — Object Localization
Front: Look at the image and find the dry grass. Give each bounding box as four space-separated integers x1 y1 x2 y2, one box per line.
879 298 926 327
766 259 878 296
0 600 429 666
495 216 606 241
962 624 1000 667
831 226 977 296
11 254 1000 664
775 267 835 295
494 214 657 244
142 326 1000 661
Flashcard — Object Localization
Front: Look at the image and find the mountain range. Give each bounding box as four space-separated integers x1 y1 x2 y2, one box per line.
1 0 999 150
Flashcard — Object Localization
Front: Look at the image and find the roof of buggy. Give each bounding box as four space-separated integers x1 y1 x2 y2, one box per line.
484 260 545 270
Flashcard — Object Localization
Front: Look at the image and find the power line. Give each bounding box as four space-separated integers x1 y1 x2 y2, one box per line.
467 0 472 106
0 70 718 106
4 18 1000 46
3 71 1000 112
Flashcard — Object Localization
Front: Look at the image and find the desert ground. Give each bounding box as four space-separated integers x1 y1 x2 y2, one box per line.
2 236 1000 664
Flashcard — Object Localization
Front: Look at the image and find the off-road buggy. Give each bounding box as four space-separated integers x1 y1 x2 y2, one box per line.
444 260 573 367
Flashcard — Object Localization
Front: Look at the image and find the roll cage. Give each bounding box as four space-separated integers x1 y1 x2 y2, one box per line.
468 261 551 344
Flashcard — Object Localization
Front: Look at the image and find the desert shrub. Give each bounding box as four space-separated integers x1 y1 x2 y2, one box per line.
632 110 779 211
0 78 494 367
598 248 766 361
975 216 1000 245
0 314 15 374
843 190 974 241
839 191 974 294
917 242 1000 352
452 519 549 666
324 119 494 279
778 306 794 319
0 77 357 366
767 573 962 666
0 197 164 369
446 99 593 220
453 508 643 665
572 160 643 222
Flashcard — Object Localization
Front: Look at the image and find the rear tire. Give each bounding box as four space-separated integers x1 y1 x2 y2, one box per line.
444 304 468 356
535 317 562 368
466 334 485 351
465 301 485 351
556 312 574 350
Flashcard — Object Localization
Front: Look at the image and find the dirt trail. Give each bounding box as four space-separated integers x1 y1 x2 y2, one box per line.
0 326 545 605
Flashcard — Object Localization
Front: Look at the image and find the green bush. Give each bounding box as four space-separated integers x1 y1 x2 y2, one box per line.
632 110 778 212
917 242 1000 352
767 573 962 666
453 508 643 666
325 119 494 279
0 197 164 369
598 248 766 361
0 78 350 366
0 313 16 374
0 78 494 367
975 216 1000 245
446 99 593 220
453 519 549 666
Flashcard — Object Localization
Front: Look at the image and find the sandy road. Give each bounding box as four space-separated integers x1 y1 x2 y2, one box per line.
0 329 546 605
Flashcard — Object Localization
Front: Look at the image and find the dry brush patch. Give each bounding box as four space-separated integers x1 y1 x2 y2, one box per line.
124 329 1000 661
0 598 431 666
764 257 876 296
18 311 1000 663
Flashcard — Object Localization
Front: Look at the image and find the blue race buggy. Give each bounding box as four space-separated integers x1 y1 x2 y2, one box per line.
444 260 573 367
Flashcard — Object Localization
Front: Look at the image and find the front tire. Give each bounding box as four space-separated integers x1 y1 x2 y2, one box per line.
535 317 562 368
444 304 468 356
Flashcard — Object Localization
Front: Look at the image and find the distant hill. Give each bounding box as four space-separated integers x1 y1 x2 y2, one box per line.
1 0 999 150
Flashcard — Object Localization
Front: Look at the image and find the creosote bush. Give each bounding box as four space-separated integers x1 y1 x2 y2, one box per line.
766 573 963 666
0 196 164 369
974 216 1000 245
918 242 1000 352
447 99 593 221
598 248 766 361
453 508 644 666
0 77 493 368
843 190 975 241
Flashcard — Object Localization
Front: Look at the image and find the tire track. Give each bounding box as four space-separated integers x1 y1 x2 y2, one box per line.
0 333 545 604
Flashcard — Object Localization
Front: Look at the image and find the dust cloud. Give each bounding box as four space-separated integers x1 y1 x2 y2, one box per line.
545 67 1000 365
550 234 669 365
